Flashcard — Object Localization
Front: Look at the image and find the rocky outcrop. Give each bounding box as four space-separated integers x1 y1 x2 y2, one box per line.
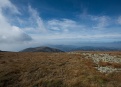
82 53 121 73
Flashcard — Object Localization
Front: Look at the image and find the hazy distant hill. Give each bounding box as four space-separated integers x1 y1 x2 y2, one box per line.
0 50 8 52
49 45 79 52
72 46 121 51
49 42 121 52
20 46 64 52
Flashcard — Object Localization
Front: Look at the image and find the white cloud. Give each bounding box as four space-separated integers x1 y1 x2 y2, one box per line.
117 16 121 25
79 11 110 29
30 32 121 43
29 12 121 44
92 16 110 29
24 5 47 33
0 0 20 14
47 19 85 33
0 0 32 46
0 1 48 51
0 26 32 43
20 6 47 34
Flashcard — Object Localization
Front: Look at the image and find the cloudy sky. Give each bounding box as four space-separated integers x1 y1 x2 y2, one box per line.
0 0 121 51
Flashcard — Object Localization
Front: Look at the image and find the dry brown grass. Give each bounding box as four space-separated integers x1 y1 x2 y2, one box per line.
99 61 121 68
0 52 121 87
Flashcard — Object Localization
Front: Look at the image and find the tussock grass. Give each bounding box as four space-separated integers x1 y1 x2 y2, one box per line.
0 52 121 87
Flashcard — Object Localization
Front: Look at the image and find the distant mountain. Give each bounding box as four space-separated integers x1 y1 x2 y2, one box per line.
20 41 121 52
72 46 121 51
20 46 64 52
112 41 121 44
49 42 121 51
49 45 79 52
0 50 9 52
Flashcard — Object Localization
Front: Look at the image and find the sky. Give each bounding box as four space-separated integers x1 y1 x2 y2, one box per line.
0 0 121 51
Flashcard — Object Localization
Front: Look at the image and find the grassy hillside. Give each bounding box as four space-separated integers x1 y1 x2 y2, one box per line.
0 52 121 87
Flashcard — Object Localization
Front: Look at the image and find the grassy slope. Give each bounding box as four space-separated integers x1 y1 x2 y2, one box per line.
0 52 121 87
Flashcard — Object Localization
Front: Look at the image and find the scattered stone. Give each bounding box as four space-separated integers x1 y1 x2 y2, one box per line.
82 53 121 73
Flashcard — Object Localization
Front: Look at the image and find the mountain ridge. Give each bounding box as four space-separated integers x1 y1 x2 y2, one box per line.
72 46 121 51
20 46 64 52
48 45 121 52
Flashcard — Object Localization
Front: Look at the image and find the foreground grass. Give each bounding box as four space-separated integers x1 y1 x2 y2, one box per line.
0 52 121 87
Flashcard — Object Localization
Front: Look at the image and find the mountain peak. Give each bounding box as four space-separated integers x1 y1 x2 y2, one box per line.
20 46 64 52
